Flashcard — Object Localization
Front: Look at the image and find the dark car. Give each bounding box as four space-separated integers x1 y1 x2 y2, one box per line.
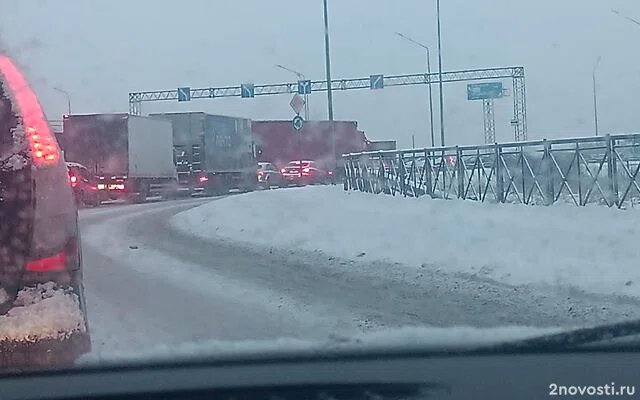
66 161 100 207
257 161 283 189
0 55 90 356
281 160 333 186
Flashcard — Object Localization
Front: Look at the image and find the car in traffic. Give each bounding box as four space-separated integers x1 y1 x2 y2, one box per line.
280 160 333 186
257 161 283 189
0 54 90 355
66 161 100 207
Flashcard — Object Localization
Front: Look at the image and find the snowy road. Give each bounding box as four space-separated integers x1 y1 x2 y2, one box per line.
79 197 640 358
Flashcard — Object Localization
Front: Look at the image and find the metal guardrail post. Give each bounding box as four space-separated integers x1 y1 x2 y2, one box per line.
342 157 349 191
425 149 433 198
495 144 504 203
575 141 583 205
456 146 464 198
543 140 553 206
606 134 619 206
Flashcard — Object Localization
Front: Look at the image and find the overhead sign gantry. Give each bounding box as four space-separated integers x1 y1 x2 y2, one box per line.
129 66 527 142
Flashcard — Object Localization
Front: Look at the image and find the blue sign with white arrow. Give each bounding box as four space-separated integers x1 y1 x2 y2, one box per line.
177 87 191 102
241 84 255 98
370 74 384 90
298 80 312 95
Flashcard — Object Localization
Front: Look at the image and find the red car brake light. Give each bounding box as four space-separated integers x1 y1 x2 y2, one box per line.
69 174 78 187
26 251 66 272
0 55 60 167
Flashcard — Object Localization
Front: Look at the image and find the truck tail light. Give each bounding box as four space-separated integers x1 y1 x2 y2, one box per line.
0 55 60 167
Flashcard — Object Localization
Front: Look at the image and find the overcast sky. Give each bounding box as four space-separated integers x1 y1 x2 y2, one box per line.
1 0 638 148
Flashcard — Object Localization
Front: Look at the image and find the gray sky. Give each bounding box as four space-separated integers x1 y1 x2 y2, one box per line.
1 0 638 148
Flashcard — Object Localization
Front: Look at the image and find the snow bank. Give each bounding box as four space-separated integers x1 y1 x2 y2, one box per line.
0 282 86 342
80 325 563 365
171 186 640 298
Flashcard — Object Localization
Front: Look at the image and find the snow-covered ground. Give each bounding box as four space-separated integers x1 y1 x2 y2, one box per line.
171 186 640 299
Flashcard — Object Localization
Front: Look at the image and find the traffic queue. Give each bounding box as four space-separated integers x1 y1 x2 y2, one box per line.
59 115 367 208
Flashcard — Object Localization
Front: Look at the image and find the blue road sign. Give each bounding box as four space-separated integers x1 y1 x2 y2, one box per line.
292 115 304 131
467 82 503 100
298 80 312 95
370 74 384 90
177 87 191 102
241 83 255 98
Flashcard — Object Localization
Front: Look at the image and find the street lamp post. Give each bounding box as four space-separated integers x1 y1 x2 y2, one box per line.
322 0 336 171
53 87 71 115
592 56 601 137
395 32 435 148
275 64 309 120
436 0 445 146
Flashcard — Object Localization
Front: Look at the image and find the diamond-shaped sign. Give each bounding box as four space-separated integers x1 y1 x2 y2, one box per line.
289 94 305 115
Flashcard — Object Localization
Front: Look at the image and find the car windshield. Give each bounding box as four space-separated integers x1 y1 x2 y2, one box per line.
2 0 640 378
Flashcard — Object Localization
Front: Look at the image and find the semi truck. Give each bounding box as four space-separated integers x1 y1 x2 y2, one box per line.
149 112 257 195
58 113 178 203
252 120 369 169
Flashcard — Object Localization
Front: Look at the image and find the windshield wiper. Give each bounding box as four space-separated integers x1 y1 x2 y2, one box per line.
485 318 640 352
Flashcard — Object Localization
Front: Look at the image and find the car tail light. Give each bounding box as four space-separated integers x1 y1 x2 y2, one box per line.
199 175 208 183
328 171 333 175
26 251 66 272
303 168 310 173
281 168 286 173
69 174 78 187
0 55 60 167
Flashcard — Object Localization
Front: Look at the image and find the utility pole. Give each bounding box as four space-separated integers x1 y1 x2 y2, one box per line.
395 32 435 147
436 0 445 146
323 0 336 171
592 56 601 136
54 87 71 115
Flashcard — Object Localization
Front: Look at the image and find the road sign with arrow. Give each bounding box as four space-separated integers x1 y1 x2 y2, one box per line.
292 115 304 131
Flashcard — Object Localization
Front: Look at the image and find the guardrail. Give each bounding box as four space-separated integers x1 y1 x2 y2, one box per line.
343 133 640 208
